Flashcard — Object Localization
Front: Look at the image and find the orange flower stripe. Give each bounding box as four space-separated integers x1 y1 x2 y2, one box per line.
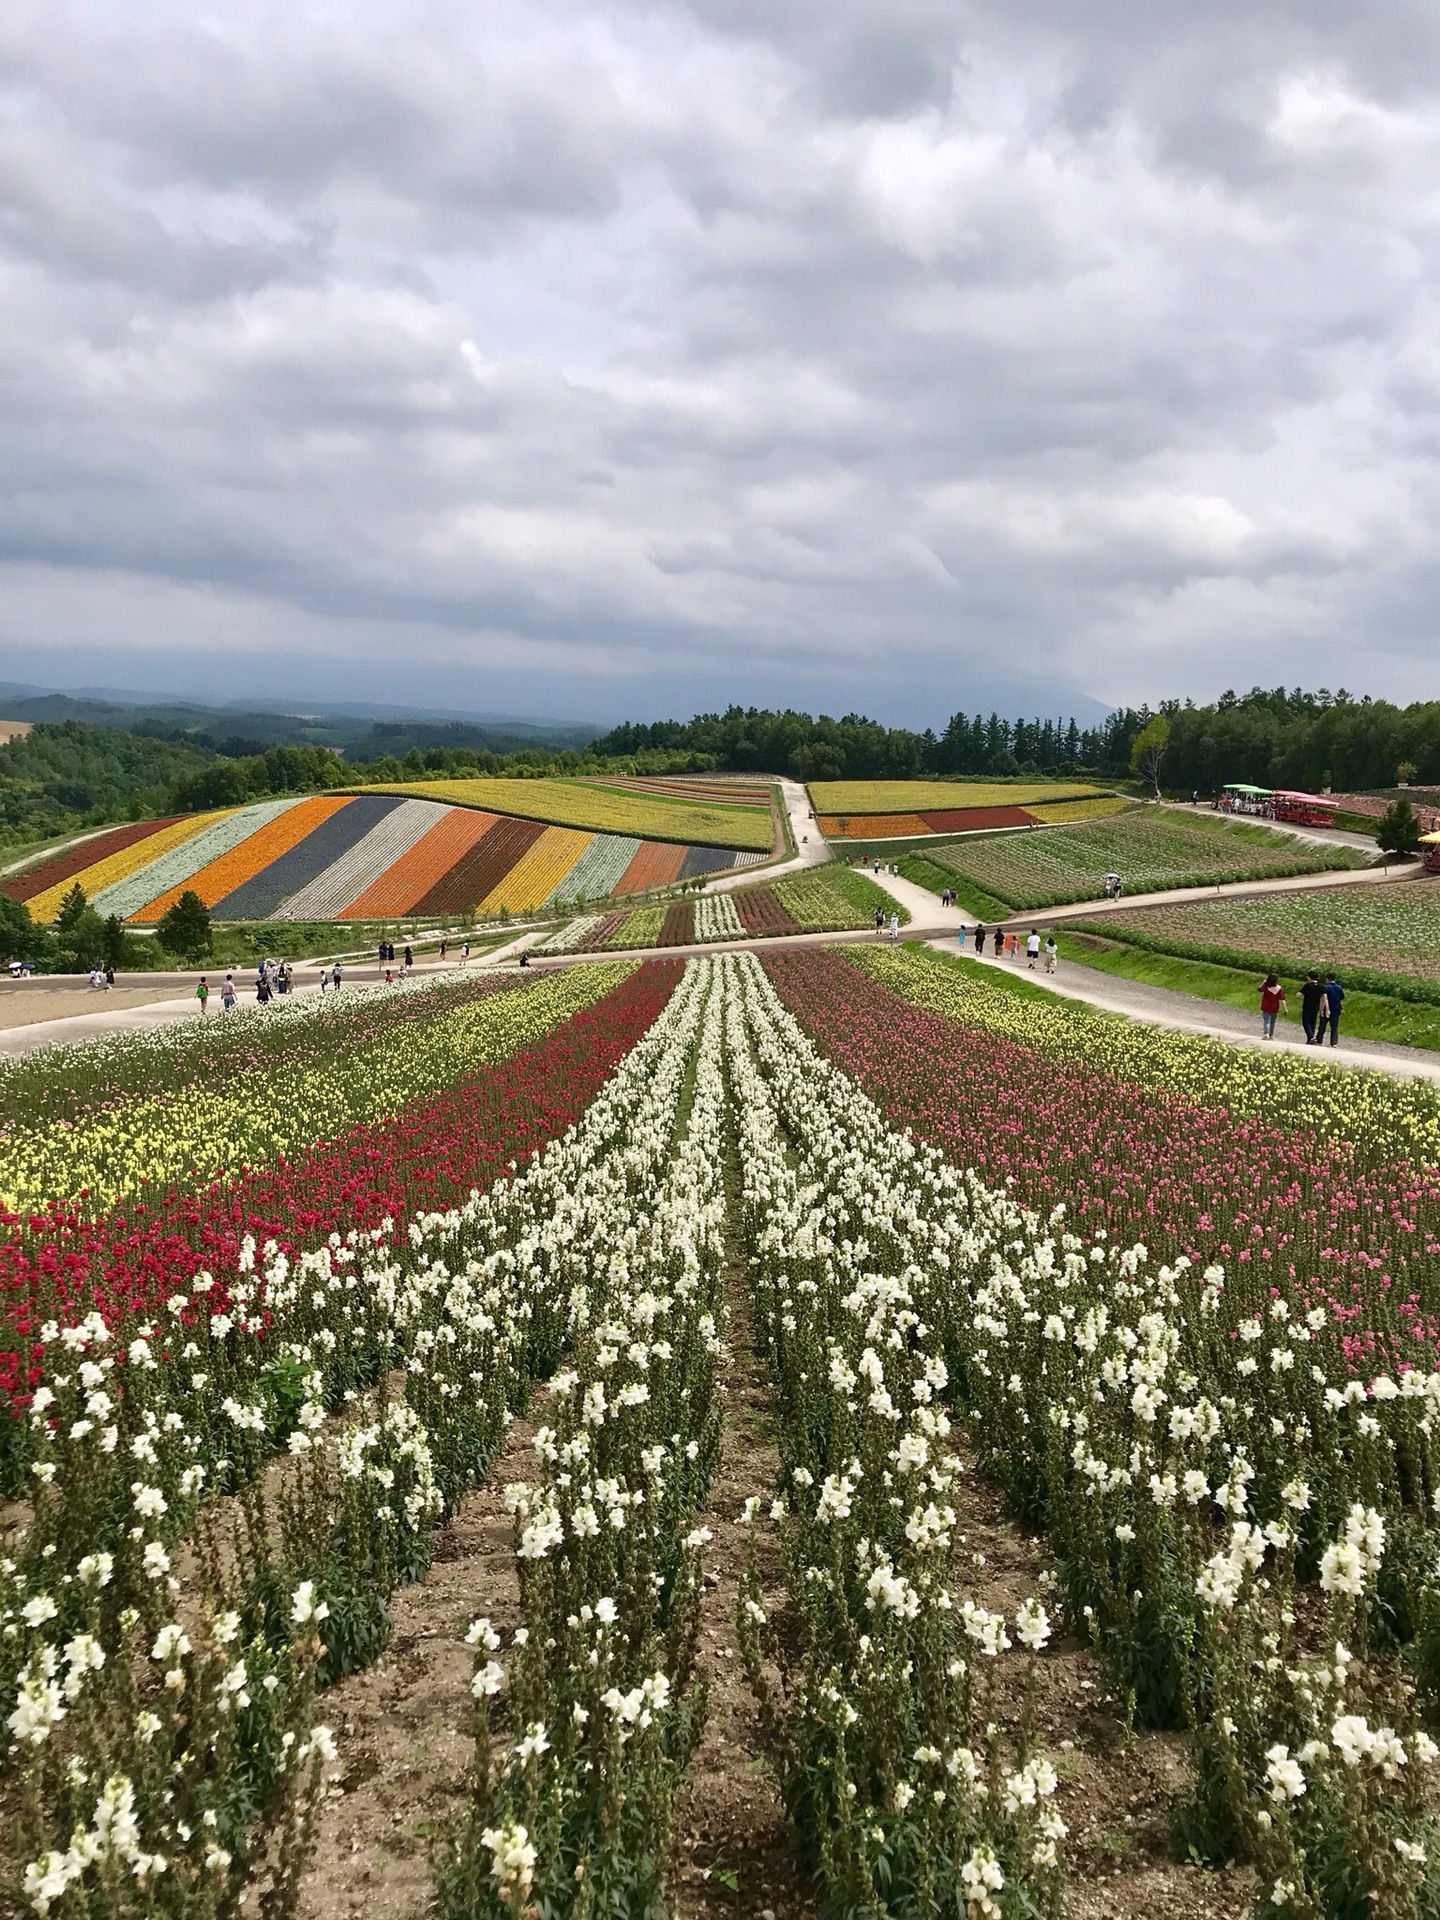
614 840 687 894
480 826 592 913
339 807 500 919
130 796 354 923
817 813 932 839
27 812 235 923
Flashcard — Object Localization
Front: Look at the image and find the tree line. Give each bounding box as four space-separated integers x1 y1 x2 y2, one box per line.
4 689 1439 857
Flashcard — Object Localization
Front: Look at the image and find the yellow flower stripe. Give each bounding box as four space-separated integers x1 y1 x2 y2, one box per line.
480 826 593 914
361 776 775 851
1026 796 1134 825
848 945 1440 1168
0 962 633 1215
608 905 667 949
27 812 236 923
808 779 1107 815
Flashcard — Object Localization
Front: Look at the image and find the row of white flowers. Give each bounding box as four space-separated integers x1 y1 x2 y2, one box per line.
723 953 1064 1919
4 965 721 1913
693 892 743 943
440 957 727 1916
728 951 1440 1913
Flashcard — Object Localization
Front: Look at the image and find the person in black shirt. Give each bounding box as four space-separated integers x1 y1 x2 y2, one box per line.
1300 970 1323 1044
1322 973 1344 1047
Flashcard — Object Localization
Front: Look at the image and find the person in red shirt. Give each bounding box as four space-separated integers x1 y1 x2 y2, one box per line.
1258 972 1286 1039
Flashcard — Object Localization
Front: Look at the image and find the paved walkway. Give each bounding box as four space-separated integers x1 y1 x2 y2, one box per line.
854 851 1425 934
923 937 1440 1087
703 775 828 891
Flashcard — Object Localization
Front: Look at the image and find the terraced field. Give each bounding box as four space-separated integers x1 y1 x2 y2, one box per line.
917 806 1364 908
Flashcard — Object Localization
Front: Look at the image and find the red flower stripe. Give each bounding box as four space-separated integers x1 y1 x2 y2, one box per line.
762 948 1440 1375
0 962 681 1409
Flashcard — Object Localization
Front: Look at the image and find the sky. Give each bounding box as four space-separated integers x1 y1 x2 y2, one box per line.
2 1 1439 731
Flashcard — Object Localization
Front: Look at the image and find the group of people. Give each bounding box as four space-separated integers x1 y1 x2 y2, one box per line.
963 924 1058 972
194 957 345 1012
871 906 902 940
378 939 415 985
1258 970 1344 1045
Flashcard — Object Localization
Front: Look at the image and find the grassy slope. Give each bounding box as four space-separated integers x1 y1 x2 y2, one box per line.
1054 928 1440 1053
894 851 1011 921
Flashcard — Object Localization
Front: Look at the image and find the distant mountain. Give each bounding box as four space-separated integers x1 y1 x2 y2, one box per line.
0 684 601 758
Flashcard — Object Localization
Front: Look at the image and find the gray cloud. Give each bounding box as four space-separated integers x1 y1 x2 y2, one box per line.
1 0 1438 727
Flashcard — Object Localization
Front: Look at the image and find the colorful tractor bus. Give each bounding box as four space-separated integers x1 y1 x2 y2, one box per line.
1217 783 1274 816
1421 831 1440 875
1272 790 1339 827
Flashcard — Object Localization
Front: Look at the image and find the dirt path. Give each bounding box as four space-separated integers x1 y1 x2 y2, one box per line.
670 1255 820 1920
947 1443 1255 1920
296 1415 536 1920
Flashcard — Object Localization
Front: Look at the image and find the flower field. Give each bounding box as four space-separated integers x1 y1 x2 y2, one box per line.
2 794 767 926
7 938 1440 1916
921 806 1363 907
809 780 1108 815
1094 877 1440 993
364 776 776 850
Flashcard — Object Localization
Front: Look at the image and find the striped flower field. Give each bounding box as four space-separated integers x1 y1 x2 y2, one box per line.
2 792 772 926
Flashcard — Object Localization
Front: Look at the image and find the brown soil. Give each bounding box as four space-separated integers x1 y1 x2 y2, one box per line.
947 1451 1256 1920
669 1270 821 1920
295 1414 536 1920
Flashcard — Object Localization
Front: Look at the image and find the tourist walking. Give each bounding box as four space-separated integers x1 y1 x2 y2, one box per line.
1026 929 1041 969
1322 973 1344 1047
221 973 236 1012
974 925 986 954
404 944 413 972
331 961 342 990
888 912 899 942
1044 937 1058 973
1300 971 1323 1044
874 906 884 933
1258 972 1286 1039
195 976 210 1015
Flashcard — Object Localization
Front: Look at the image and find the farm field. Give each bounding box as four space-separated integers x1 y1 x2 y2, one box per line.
1092 875 1440 995
534 864 900 951
365 775 776 850
815 794 1130 840
910 805 1365 908
7 944 1440 1917
809 779 1108 814
1 794 767 927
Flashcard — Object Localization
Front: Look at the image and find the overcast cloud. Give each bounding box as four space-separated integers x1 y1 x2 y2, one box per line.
2 0 1439 728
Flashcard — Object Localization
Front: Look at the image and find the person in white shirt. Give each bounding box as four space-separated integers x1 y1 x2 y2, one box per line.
1026 930 1041 969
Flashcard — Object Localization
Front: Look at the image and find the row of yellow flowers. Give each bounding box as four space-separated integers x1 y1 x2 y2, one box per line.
0 964 632 1216
480 825 592 914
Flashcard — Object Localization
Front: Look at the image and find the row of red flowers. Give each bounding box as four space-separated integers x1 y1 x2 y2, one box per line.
762 948 1440 1373
0 962 681 1410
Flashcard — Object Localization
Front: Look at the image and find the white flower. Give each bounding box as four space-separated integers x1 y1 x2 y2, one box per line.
1014 1598 1050 1652
1265 1745 1306 1801
480 1820 536 1893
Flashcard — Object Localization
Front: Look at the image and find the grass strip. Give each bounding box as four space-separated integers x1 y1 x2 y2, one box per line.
1056 928 1440 1053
